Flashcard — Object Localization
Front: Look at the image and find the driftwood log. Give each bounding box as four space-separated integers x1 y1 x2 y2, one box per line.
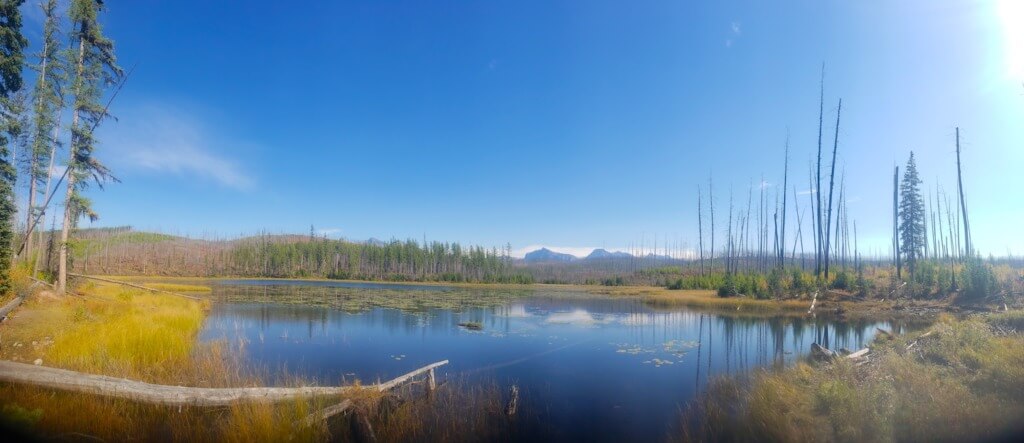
0 359 448 407
506 385 519 416
296 360 448 429
0 296 26 322
811 343 869 362
67 273 202 301
0 279 47 322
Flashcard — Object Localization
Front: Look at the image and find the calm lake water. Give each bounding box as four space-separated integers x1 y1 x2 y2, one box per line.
199 280 906 442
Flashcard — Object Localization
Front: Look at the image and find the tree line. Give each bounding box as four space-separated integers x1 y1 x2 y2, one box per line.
68 229 535 284
687 66 995 300
0 0 123 295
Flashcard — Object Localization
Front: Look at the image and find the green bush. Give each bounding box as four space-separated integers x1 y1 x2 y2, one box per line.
960 258 998 300
831 270 852 290
718 273 739 297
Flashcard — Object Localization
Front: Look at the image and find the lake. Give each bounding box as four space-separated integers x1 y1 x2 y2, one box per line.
199 280 904 441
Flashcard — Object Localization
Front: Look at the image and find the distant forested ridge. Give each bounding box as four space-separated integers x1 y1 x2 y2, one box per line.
58 227 698 285
62 228 535 283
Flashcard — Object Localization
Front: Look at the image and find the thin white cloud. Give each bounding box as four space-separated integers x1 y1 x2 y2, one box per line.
726 21 742 48
104 105 255 190
798 188 817 196
316 228 343 237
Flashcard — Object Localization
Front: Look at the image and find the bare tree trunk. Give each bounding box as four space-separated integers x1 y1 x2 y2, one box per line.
709 174 715 274
33 119 61 276
696 184 704 274
823 99 842 279
955 127 971 258
792 185 805 270
726 188 734 275
58 38 86 293
779 135 789 268
745 183 752 272
893 165 901 281
808 162 817 274
815 66 825 278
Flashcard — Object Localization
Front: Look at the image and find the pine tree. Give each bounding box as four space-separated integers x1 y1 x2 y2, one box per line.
57 0 123 292
24 0 65 261
899 152 926 278
0 0 27 295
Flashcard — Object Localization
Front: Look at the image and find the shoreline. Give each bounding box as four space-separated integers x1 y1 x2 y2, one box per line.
88 274 959 321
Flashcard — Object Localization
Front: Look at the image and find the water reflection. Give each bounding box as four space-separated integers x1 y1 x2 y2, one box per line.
200 281 917 442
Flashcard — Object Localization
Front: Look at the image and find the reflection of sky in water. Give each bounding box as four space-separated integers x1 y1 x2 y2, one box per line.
200 281 914 442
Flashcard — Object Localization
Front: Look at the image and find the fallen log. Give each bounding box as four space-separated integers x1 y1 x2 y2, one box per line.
299 360 449 428
807 291 819 315
0 359 448 407
67 274 201 301
375 360 448 392
300 399 353 427
875 328 894 340
506 385 519 416
28 277 54 289
811 343 836 361
846 348 870 359
811 343 869 362
0 296 25 322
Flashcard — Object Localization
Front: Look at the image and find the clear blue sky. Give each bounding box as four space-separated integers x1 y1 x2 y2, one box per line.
22 1 1024 257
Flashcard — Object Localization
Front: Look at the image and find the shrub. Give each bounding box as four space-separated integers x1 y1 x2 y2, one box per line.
718 274 738 297
960 258 998 301
831 270 852 290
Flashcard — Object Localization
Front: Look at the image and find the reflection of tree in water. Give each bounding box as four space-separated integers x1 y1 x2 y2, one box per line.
689 314 922 391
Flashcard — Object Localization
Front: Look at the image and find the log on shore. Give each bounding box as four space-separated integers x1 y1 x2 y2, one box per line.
0 359 448 407
0 296 25 322
67 273 202 301
811 343 869 362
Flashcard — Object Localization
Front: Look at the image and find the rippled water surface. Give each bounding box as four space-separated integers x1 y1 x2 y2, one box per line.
200 280 906 441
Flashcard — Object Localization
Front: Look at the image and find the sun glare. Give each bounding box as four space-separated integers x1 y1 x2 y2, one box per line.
997 0 1024 82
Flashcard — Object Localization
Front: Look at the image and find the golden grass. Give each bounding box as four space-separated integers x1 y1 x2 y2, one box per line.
0 281 329 441
0 280 512 442
145 282 213 293
679 313 1024 442
1 281 208 381
625 287 811 312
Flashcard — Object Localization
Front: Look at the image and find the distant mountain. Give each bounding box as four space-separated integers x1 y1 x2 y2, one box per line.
524 248 578 263
364 237 388 246
585 249 632 260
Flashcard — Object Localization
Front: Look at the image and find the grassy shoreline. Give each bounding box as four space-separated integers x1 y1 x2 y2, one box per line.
0 281 328 441
1 274 1010 440
0 280 521 441
93 274 969 322
678 311 1024 442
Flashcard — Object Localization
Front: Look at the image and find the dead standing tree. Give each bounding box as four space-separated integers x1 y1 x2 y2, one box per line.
893 165 901 280
823 99 842 280
955 127 972 258
697 185 705 276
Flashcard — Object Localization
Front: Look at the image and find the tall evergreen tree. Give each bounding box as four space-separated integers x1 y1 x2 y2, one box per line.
23 0 65 261
57 0 123 292
899 152 926 278
0 0 27 295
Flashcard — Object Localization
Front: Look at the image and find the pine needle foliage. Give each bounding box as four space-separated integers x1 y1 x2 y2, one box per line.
0 0 26 295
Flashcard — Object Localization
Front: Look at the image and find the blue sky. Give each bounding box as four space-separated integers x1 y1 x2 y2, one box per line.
21 0 1024 257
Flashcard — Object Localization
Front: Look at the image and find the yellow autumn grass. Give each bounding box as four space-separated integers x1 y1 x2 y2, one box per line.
0 281 328 441
144 282 213 292
679 313 1024 442
595 286 812 312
